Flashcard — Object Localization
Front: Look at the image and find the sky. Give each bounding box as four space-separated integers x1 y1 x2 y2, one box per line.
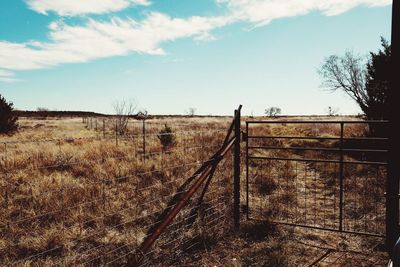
0 0 393 115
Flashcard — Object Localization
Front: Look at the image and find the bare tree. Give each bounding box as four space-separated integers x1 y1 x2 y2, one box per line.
185 107 196 117
265 107 281 117
36 107 49 112
319 51 369 114
113 99 137 134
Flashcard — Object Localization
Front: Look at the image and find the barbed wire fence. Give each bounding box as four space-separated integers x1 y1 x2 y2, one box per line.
0 112 239 266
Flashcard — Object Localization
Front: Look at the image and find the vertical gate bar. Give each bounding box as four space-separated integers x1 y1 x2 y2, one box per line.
234 108 241 230
339 122 344 232
246 122 249 220
386 0 400 253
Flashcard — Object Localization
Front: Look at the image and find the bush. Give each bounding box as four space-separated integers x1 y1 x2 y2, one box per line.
0 94 18 134
157 124 176 150
265 107 282 117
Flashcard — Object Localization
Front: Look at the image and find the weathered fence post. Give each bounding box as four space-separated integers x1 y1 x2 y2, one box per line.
115 119 118 146
142 119 146 163
387 0 400 254
103 119 105 138
234 106 241 230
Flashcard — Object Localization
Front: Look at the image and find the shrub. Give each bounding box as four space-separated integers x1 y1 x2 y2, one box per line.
265 107 282 117
157 124 176 150
0 94 18 134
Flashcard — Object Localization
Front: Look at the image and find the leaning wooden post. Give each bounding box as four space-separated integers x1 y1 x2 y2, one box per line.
233 106 241 230
386 0 400 253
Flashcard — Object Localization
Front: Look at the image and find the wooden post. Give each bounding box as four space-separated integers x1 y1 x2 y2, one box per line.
115 120 118 146
234 107 241 230
142 119 146 163
103 119 105 138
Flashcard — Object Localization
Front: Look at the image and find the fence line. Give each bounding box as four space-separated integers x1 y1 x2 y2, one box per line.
0 110 239 266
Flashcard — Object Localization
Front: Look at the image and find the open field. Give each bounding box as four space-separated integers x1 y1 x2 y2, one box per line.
0 115 389 266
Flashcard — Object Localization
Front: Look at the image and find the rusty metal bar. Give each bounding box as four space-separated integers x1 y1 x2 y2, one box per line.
127 106 242 266
247 120 388 124
248 135 388 141
248 146 388 153
128 137 235 266
247 156 387 166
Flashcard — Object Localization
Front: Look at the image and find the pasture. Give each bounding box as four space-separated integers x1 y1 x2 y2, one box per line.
0 115 388 266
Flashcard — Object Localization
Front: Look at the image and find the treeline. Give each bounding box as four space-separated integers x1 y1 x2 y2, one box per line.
13 110 107 118
12 110 231 119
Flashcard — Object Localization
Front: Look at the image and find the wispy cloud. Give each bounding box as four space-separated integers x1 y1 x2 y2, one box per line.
25 0 151 16
217 0 391 26
0 13 231 71
0 0 391 80
0 69 19 83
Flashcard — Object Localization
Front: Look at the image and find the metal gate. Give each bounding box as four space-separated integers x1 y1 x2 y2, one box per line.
244 120 388 237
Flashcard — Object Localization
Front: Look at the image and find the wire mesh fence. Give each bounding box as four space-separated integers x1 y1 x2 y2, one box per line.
0 117 235 266
245 120 388 237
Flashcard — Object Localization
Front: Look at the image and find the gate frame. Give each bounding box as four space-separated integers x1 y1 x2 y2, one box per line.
243 120 389 239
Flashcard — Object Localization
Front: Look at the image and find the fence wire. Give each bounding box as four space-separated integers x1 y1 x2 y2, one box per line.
245 120 387 237
0 118 234 266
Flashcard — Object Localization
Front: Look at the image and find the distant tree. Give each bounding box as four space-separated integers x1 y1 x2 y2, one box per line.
319 38 390 121
157 124 176 150
0 94 18 134
326 106 339 116
113 99 137 134
265 107 281 117
185 107 196 117
36 107 49 112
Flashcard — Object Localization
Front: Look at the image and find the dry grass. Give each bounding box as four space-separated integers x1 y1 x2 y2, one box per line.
0 115 388 266
0 116 233 266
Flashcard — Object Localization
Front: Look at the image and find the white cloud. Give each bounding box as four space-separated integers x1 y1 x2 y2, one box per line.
217 0 391 26
26 0 151 16
0 13 231 71
0 0 391 77
0 69 18 83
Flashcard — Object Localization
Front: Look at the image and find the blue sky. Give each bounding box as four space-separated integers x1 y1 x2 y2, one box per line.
0 0 392 115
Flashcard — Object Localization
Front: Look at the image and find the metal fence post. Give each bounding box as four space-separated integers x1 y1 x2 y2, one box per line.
234 107 241 230
339 122 344 232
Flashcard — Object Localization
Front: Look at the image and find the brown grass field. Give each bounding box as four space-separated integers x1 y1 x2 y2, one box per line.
0 115 389 266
